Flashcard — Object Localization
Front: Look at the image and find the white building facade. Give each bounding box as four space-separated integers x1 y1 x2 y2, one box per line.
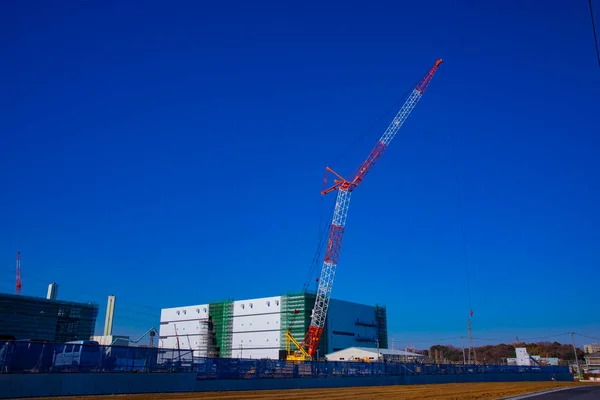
159 304 215 358
159 293 387 360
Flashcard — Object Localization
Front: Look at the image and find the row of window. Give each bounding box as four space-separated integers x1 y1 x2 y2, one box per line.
239 320 279 327
240 300 280 309
239 338 279 343
175 307 208 316
173 300 282 315
56 344 99 353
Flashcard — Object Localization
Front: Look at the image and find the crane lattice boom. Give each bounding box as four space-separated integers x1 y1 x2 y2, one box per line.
300 59 443 358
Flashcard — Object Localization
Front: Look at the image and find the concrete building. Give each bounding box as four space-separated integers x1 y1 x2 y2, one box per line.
506 348 559 366
159 293 388 360
507 348 533 366
584 344 600 354
585 352 600 368
0 292 98 342
324 347 424 362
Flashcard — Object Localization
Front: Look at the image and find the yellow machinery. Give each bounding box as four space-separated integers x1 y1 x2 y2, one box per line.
285 330 311 362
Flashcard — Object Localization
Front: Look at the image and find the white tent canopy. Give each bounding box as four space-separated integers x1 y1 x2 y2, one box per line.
325 347 424 362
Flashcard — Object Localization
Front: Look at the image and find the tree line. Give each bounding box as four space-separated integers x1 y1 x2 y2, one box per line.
421 342 585 364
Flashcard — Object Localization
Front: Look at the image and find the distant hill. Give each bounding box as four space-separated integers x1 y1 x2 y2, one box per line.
424 342 585 364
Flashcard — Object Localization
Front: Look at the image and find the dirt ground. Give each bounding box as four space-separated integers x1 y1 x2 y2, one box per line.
26 382 599 400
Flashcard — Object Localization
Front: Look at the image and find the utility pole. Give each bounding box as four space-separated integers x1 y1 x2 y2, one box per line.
467 317 477 364
460 336 466 364
568 332 580 377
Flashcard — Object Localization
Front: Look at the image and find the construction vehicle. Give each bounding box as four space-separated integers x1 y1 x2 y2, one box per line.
284 330 309 362
287 59 443 361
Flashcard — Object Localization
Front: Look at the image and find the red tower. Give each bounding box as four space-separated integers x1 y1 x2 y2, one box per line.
16 251 22 295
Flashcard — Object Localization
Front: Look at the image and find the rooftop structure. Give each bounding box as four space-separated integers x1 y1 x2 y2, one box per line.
46 283 58 300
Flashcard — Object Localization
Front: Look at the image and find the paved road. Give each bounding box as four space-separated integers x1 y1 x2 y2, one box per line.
516 385 600 399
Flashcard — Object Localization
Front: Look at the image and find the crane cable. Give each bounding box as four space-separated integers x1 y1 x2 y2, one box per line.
449 129 474 318
329 76 423 167
589 0 600 68
456 171 473 317
302 198 335 293
301 75 421 293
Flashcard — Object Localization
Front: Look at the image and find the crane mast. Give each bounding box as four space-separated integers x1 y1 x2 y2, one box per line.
300 59 443 358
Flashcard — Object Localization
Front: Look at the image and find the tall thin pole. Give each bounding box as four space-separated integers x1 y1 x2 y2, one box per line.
569 331 580 376
15 251 22 295
461 336 466 364
467 317 476 364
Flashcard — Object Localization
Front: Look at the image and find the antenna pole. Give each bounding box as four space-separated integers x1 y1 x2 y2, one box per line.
15 251 22 295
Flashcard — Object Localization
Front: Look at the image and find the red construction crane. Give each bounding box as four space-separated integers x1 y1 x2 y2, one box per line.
297 59 444 358
16 251 22 295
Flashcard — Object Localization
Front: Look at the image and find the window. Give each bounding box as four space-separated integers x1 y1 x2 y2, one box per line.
196 308 200 313
266 301 270 306
203 307 207 312
82 345 99 353
183 310 186 315
241 304 245 309
65 345 73 353
177 311 180 315
249 303 253 308
276 300 279 306
73 345 81 352
340 357 345 360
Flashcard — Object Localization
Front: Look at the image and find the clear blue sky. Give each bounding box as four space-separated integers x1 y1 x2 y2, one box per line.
1 0 599 348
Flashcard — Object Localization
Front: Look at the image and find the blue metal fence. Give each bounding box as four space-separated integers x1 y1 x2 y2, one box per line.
192 359 569 380
0 340 569 378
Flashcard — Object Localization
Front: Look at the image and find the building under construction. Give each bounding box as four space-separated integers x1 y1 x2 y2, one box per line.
0 292 99 342
159 293 387 360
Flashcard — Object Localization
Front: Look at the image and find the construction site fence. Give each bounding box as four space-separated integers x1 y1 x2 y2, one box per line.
0 340 570 377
